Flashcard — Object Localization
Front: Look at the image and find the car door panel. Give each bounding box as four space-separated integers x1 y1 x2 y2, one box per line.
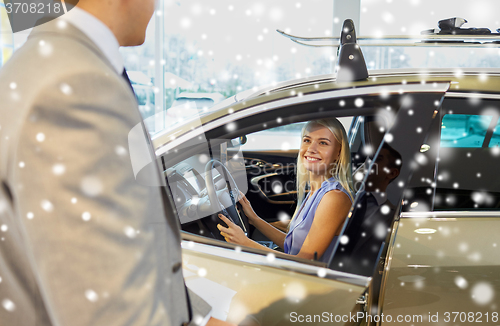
381 216 500 325
181 235 369 325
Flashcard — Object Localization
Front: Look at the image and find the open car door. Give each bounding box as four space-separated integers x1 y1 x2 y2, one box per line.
157 80 450 324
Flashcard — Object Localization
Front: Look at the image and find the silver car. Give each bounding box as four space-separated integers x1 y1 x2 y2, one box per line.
151 22 500 325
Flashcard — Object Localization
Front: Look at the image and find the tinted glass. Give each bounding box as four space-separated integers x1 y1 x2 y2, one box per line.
404 98 500 212
441 114 492 148
489 119 500 147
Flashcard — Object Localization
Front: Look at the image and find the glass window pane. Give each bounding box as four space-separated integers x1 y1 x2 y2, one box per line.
440 114 492 148
488 119 500 147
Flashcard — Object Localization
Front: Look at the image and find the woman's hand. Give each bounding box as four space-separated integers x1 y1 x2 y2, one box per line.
237 191 259 225
217 214 251 246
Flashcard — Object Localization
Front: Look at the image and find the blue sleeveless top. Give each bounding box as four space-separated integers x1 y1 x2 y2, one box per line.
283 177 352 263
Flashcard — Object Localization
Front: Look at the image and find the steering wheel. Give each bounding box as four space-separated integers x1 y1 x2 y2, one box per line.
203 159 249 241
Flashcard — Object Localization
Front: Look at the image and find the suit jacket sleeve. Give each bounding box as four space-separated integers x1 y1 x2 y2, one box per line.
11 70 192 325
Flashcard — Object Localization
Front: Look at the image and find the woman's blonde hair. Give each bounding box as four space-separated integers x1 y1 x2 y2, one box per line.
292 118 355 220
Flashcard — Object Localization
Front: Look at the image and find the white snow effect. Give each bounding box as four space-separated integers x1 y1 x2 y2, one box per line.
266 253 276 262
52 164 66 175
60 83 72 95
380 205 390 215
415 280 424 289
471 191 494 205
285 282 306 302
458 242 469 252
81 212 91 221
36 133 45 142
192 314 204 325
339 100 345 107
57 20 67 29
278 211 290 222
280 142 291 151
41 200 54 212
115 146 127 156
198 154 209 164
340 235 349 245
180 17 191 29
197 268 207 277
85 289 99 302
269 7 284 22
354 171 364 181
81 176 103 197
467 93 482 106
226 122 236 132
455 276 468 289
9 82 17 90
317 268 327 278
471 282 495 305
71 197 77 204
124 226 136 239
382 12 394 24
10 91 20 101
467 252 482 262
27 212 34 219
363 145 374 156
272 181 283 194
2 299 15 312
18 161 25 168
374 222 387 239
0 224 7 232
384 133 394 143
401 95 413 108
0 276 2 283
38 40 53 57
354 98 364 108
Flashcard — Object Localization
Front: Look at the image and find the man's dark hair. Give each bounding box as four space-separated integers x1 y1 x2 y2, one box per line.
381 143 402 183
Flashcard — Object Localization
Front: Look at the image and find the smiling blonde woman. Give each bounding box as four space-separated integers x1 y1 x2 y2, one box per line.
218 118 355 262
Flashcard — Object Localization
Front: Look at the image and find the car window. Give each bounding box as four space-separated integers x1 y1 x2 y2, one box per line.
240 122 306 151
441 114 493 148
241 118 352 151
489 119 500 147
404 97 500 212
159 84 448 275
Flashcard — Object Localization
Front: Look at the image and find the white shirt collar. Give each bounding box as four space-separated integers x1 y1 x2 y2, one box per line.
62 7 124 74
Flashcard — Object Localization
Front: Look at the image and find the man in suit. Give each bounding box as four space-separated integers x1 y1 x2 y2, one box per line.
0 1 229 325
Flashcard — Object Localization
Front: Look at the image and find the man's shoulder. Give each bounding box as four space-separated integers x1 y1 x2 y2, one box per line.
0 31 128 107
5 33 110 77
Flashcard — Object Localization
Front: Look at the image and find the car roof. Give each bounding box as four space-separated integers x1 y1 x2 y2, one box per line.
152 68 500 154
